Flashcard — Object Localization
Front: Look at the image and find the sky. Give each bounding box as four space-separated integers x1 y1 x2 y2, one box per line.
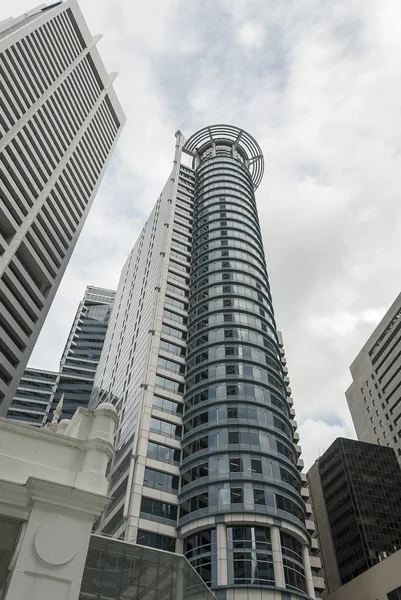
2 0 401 469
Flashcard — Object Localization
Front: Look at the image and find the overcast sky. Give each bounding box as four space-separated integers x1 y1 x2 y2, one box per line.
2 0 401 469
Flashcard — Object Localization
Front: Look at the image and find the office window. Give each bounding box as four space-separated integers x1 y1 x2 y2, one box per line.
387 586 401 600
229 458 242 472
230 488 243 504
140 497 177 522
251 459 263 474
137 529 175 552
254 489 265 505
227 526 274 586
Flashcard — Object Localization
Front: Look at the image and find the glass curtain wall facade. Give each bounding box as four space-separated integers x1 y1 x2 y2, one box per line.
91 126 315 600
46 286 115 420
7 286 115 425
308 438 401 590
7 367 57 426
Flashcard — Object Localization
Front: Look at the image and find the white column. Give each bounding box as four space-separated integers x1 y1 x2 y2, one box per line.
174 562 185 600
270 526 285 588
175 538 184 555
216 523 228 586
302 544 316 599
5 499 94 600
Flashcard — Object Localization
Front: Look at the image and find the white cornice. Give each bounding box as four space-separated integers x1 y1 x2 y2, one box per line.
0 417 115 457
0 477 111 518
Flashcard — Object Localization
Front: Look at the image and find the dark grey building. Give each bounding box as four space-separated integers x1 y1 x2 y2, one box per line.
91 125 316 600
7 286 115 426
307 437 401 594
0 0 125 416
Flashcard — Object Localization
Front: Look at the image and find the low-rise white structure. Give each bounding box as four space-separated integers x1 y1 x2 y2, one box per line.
0 402 118 600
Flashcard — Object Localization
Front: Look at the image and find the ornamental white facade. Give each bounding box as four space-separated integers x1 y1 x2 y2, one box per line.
0 401 118 600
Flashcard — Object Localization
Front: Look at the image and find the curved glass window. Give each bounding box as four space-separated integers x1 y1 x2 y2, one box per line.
186 362 285 395
227 526 275 586
188 313 271 336
185 382 288 418
187 327 275 353
196 199 258 219
193 212 260 237
192 261 267 287
281 532 307 594
193 218 262 244
192 228 265 254
192 249 266 273
180 491 209 516
183 404 292 442
186 344 280 372
184 529 217 586
191 271 270 297
191 283 273 315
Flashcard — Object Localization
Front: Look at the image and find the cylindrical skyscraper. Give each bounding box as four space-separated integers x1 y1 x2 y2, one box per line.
91 126 317 600
180 126 312 598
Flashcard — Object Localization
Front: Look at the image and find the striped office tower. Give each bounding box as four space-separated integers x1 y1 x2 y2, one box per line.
0 0 125 415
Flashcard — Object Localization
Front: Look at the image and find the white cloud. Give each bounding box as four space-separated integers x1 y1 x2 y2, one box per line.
1 0 401 466
237 21 265 48
308 309 382 338
298 419 356 471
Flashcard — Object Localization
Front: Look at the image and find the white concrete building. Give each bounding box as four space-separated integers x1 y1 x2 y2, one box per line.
0 401 118 600
323 548 401 600
0 0 125 415
346 292 401 464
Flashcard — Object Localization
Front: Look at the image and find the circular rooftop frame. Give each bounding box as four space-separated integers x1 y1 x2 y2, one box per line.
183 124 264 190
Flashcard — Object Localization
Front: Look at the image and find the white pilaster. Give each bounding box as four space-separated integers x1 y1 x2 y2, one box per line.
5 500 94 600
175 538 184 554
270 525 285 588
302 544 316 599
216 523 228 586
174 563 185 600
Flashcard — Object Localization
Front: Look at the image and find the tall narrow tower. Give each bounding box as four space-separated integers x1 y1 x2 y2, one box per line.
0 0 125 414
91 126 315 599
7 285 115 426
46 285 116 421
